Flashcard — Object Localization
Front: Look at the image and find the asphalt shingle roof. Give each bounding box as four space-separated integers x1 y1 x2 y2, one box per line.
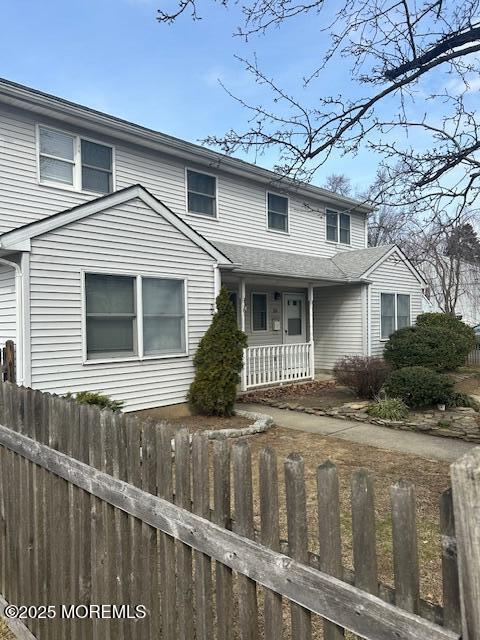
331 245 394 278
214 241 394 282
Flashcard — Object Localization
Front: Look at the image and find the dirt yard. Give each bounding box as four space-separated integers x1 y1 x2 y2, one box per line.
239 426 450 607
134 410 251 434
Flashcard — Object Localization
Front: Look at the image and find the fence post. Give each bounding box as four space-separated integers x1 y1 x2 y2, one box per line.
451 446 480 640
3 342 15 383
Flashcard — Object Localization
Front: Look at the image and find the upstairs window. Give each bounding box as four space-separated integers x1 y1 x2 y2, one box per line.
267 193 289 232
38 126 113 194
81 140 113 194
381 293 411 339
187 169 217 217
326 210 351 244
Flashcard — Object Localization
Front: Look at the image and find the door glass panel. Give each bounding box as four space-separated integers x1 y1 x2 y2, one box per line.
288 318 302 335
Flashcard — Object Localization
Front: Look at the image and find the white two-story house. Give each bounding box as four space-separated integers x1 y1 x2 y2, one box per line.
0 79 425 411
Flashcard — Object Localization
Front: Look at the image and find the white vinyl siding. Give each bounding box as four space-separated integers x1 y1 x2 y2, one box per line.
0 104 367 255
28 196 216 411
313 284 365 369
0 265 16 348
370 254 422 357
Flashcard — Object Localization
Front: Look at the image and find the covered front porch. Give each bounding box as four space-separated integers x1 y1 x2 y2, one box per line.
221 272 352 390
216 241 370 391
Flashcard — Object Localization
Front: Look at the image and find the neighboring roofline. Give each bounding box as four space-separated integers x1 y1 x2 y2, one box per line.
0 184 233 265
0 77 374 214
361 244 426 286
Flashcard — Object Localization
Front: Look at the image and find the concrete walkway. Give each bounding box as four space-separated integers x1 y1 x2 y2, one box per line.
239 403 477 462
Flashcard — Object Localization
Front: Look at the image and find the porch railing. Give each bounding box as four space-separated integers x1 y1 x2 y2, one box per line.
242 342 314 389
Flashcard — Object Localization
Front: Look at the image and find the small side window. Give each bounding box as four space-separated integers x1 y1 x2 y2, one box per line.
252 293 267 332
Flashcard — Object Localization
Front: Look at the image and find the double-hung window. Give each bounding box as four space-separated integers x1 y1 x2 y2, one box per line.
85 273 186 361
38 126 113 194
267 193 289 232
381 293 411 339
186 169 217 217
252 293 268 332
326 210 350 244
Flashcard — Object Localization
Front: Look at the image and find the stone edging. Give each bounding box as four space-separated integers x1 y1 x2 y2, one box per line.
244 398 480 444
170 409 274 450
203 409 274 440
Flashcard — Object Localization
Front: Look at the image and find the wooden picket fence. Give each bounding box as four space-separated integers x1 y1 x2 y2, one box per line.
0 381 478 639
0 341 15 383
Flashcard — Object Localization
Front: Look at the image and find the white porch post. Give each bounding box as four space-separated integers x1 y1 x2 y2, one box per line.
240 278 247 390
308 283 315 379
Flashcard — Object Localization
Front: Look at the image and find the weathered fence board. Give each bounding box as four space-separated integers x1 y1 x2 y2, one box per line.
0 382 475 640
0 417 460 640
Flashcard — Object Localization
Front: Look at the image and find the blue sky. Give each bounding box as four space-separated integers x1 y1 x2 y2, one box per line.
0 0 435 192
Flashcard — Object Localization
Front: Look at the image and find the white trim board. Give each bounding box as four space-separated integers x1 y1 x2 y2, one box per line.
0 185 232 266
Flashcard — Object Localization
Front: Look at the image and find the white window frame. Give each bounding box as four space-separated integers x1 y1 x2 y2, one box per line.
266 191 289 234
185 167 219 219
380 292 412 341
81 269 188 364
251 291 269 333
325 209 351 245
36 124 115 195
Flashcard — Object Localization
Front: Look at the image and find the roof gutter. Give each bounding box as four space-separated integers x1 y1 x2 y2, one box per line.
0 79 374 214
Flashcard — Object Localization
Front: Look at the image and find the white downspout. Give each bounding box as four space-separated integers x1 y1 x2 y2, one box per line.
367 283 372 356
0 256 24 385
213 263 221 310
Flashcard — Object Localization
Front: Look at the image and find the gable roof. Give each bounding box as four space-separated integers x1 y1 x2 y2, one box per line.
214 241 425 285
0 185 232 264
214 242 363 282
331 245 394 278
0 77 374 215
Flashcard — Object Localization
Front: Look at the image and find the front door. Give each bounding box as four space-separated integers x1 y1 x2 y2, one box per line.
283 294 306 344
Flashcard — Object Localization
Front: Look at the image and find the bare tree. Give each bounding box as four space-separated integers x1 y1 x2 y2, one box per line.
407 213 480 315
158 1 480 216
323 173 351 197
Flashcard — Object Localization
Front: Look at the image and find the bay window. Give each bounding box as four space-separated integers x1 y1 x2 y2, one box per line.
381 293 411 339
38 126 113 194
85 273 187 361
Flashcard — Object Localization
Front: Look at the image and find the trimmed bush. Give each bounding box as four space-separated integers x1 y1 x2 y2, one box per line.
333 356 391 399
188 286 248 416
367 397 409 421
384 366 454 408
384 313 475 372
445 392 480 411
66 391 124 412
